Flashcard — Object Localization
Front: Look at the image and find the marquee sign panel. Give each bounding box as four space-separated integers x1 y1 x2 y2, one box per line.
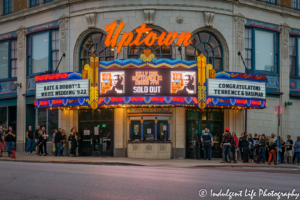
36 79 90 100
207 79 266 99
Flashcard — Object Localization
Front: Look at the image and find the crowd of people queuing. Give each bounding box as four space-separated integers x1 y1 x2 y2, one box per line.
0 125 81 158
218 129 300 165
195 127 300 165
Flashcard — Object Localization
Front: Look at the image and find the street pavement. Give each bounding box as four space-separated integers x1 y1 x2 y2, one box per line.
1 152 300 169
0 161 300 200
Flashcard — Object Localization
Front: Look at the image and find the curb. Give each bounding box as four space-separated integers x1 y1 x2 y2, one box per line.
0 159 298 168
191 165 299 169
0 159 145 166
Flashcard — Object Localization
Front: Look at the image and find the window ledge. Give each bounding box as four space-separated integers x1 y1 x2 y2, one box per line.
0 77 17 82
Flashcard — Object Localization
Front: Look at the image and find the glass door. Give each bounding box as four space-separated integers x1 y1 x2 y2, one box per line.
186 120 200 158
99 122 113 156
79 122 93 156
143 120 155 141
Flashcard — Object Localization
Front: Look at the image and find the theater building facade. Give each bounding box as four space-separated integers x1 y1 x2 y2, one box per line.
0 0 299 159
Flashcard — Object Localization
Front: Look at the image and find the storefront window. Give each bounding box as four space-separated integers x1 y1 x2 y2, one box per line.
0 107 7 127
99 109 113 120
289 36 300 77
4 0 13 15
245 28 279 74
0 41 9 79
80 110 93 121
157 121 168 141
143 120 155 141
127 30 172 59
255 30 274 72
32 32 49 74
186 32 223 70
27 30 59 75
131 121 141 141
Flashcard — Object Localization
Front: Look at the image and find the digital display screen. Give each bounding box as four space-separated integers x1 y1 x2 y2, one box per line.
99 69 198 97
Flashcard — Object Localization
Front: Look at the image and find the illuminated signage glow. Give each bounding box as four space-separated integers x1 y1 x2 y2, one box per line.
105 22 192 53
36 79 90 99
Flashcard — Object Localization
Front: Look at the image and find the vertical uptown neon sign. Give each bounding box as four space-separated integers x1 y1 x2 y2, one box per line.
104 22 192 53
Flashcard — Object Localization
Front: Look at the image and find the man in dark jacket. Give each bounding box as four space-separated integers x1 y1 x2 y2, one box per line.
201 128 214 160
242 132 249 163
256 134 267 164
68 128 77 157
54 129 62 156
221 128 232 163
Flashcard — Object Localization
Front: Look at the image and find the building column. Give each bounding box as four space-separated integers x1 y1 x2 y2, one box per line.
279 23 290 138
114 108 126 157
16 26 27 151
154 119 157 141
58 15 69 72
173 107 185 159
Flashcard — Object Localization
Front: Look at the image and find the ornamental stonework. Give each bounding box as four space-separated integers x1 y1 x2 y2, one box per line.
146 145 152 151
234 13 246 53
133 145 138 151
280 22 290 60
17 26 26 62
160 144 166 151
58 14 69 55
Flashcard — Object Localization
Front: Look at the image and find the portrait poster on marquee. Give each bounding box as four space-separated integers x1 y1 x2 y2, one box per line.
100 71 125 95
170 71 196 95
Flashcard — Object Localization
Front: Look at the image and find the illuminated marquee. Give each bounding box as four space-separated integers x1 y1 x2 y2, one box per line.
132 71 162 94
104 22 192 53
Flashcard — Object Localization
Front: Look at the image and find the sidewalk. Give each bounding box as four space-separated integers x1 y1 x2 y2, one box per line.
1 152 299 168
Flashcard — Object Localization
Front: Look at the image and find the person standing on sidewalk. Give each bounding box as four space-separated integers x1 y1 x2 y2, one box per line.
242 132 249 163
294 136 300 165
35 125 40 154
74 127 81 157
248 134 255 163
238 133 244 161
221 128 232 163
280 137 286 163
253 133 259 162
286 135 293 164
26 126 35 154
52 130 56 155
69 128 77 157
54 129 62 157
60 129 66 156
5 126 15 157
268 139 277 165
256 134 267 164
42 127 48 156
0 126 5 158
232 132 238 163
201 128 213 160
230 132 237 163
37 130 45 156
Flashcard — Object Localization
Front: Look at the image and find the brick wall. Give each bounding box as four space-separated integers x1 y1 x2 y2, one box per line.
14 0 27 12
280 0 292 8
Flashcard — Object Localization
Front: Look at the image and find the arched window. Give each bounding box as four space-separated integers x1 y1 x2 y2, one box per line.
128 30 172 59
186 32 223 70
80 32 114 70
